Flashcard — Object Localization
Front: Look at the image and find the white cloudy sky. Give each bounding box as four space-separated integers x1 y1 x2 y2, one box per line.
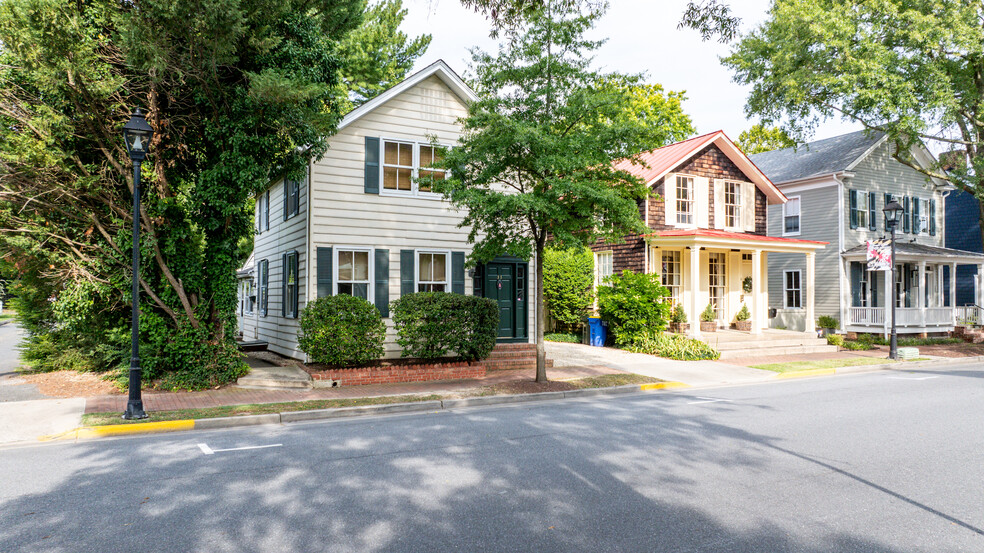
400 0 862 143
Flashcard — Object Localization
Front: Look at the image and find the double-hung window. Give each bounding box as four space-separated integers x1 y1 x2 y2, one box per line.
284 174 301 220
675 176 694 225
336 248 371 300
784 270 802 309
258 260 269 316
382 140 448 197
256 191 270 233
708 253 726 318
417 251 449 292
595 251 613 288
660 251 681 304
783 196 801 235
856 192 869 229
283 252 298 318
724 181 742 228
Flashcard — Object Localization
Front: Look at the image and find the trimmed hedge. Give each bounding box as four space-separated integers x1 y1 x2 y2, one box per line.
391 292 498 361
298 295 386 366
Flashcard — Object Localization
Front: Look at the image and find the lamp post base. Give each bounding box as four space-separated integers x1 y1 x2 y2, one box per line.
123 400 148 420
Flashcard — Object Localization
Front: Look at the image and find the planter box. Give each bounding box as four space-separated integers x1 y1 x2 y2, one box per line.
700 321 717 332
733 320 752 332
669 322 689 333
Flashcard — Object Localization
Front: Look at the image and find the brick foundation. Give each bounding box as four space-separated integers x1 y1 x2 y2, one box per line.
309 361 486 387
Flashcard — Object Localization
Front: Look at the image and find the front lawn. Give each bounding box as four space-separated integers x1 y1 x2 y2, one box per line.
752 357 894 373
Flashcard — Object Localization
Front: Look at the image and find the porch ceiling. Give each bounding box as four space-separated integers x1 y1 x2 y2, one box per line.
842 242 984 263
646 228 827 253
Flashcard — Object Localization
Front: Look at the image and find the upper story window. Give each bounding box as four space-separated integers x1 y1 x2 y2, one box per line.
850 190 875 231
256 191 269 233
284 174 301 220
595 251 613 287
381 140 448 197
856 192 869 229
783 196 801 235
675 176 694 225
724 181 742 228
417 251 449 292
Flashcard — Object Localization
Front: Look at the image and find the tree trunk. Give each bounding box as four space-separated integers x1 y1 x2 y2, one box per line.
535 242 547 383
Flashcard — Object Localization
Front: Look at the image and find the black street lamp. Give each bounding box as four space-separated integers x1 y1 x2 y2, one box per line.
883 199 904 361
122 109 154 420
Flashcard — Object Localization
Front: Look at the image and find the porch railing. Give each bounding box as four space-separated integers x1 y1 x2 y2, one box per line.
955 305 983 325
849 307 953 327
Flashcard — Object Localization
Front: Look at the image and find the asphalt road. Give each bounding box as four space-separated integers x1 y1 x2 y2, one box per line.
2 365 983 552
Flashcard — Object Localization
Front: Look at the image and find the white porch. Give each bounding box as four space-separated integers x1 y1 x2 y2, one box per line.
842 243 984 335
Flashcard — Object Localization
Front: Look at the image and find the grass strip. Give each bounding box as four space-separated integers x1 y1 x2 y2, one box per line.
80 373 661 427
752 357 894 373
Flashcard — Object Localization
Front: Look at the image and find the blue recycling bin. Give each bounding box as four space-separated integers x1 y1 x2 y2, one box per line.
588 317 607 347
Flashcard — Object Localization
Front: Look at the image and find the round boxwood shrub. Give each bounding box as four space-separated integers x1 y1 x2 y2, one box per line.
298 295 386 366
391 292 498 361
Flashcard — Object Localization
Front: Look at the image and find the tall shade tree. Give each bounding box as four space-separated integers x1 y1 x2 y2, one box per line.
437 0 694 382
736 124 795 155
723 0 984 243
0 0 363 388
337 0 432 108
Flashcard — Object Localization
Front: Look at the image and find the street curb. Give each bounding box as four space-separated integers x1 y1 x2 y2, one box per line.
46 382 686 441
776 368 836 379
762 354 984 381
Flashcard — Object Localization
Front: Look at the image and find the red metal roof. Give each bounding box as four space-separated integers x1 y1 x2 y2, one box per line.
614 131 721 184
648 228 828 245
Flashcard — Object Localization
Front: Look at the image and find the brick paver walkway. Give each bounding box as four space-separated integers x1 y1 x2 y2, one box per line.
83 365 621 414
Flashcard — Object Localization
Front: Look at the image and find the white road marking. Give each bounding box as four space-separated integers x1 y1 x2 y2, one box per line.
887 376 939 381
687 397 733 405
198 443 282 455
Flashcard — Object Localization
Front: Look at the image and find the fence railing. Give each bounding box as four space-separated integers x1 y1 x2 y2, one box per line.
849 307 953 327
955 305 983 325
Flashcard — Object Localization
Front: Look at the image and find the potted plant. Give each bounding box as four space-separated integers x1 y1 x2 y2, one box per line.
669 304 688 333
817 315 839 337
699 303 717 332
734 304 752 331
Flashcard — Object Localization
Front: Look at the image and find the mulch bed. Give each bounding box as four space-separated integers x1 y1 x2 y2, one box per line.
20 370 121 398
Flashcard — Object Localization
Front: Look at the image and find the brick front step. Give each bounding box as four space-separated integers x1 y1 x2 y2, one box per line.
480 359 554 371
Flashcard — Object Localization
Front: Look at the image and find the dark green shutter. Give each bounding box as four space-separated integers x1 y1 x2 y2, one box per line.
903 196 911 233
400 249 414 296
317 247 332 298
451 252 465 294
472 264 484 297
850 262 863 307
281 254 287 317
870 269 880 308
365 137 380 194
930 198 937 235
868 192 876 230
849 190 858 229
884 193 892 229
375 249 390 317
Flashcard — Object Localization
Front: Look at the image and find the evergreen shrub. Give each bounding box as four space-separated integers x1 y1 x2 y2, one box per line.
391 293 498 361
298 295 386 366
597 270 670 345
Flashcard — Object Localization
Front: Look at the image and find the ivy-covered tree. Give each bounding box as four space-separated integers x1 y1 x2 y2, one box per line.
0 0 363 388
437 0 693 382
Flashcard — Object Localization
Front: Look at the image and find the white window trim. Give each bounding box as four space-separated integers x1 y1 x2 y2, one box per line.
660 249 682 303
595 250 614 287
722 180 743 231
378 137 451 200
784 269 803 310
672 174 698 229
782 195 801 237
333 246 375 303
244 278 255 315
414 249 451 292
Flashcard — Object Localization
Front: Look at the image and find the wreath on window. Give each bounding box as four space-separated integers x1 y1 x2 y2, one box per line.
742 276 753 294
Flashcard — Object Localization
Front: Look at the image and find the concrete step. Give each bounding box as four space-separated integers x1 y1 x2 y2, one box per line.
708 338 828 351
236 364 312 389
717 345 839 360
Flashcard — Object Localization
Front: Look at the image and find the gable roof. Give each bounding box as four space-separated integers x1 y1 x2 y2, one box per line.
748 129 886 184
337 59 478 131
615 130 787 205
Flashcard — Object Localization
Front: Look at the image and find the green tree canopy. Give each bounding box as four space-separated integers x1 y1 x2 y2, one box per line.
723 0 984 236
736 124 795 154
437 0 693 382
0 0 364 388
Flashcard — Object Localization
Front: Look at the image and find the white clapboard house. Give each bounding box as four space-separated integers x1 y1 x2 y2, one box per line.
236 61 536 359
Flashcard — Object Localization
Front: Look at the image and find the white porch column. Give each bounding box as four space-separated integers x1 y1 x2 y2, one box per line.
918 261 927 328
950 263 957 324
751 249 763 334
883 267 892 339
690 246 701 339
978 265 984 307
805 252 816 334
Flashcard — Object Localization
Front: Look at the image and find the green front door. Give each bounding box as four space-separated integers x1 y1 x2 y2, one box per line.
486 263 515 338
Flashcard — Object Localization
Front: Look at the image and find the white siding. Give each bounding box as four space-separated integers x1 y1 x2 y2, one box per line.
253 174 309 358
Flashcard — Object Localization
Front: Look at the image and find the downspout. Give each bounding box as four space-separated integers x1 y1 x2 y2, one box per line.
833 172 848 333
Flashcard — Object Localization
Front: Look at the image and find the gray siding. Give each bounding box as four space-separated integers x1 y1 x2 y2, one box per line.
767 184 841 318
842 140 944 250
253 174 309 358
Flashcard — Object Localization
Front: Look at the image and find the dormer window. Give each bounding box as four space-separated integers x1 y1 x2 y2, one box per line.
676 176 694 225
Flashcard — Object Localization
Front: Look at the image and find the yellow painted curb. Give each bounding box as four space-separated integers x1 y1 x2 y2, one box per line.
641 381 690 391
775 368 836 379
41 420 196 441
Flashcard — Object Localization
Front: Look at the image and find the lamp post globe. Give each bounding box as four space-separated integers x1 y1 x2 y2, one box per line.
882 199 904 361
122 109 154 420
